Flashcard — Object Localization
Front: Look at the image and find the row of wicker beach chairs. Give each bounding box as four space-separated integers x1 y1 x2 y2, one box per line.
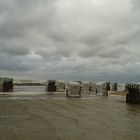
46 80 110 98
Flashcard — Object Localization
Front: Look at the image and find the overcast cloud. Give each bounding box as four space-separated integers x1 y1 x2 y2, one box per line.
0 0 140 82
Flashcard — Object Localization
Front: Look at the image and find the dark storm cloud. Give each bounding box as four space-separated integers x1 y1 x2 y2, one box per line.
0 0 140 82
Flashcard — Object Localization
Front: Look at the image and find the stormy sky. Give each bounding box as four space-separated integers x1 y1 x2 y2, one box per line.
0 0 140 82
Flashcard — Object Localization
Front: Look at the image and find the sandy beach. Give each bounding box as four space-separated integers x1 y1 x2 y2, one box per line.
0 86 140 140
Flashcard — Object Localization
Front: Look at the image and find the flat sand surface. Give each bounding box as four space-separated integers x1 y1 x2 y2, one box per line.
0 86 140 140
109 91 127 96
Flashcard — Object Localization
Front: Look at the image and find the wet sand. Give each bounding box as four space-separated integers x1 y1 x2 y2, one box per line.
0 86 140 140
109 91 127 96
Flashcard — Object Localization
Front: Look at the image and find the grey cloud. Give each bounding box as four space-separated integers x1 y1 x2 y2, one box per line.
35 45 73 60
1 45 30 56
78 45 130 59
0 0 140 82
0 54 30 71
0 38 30 55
